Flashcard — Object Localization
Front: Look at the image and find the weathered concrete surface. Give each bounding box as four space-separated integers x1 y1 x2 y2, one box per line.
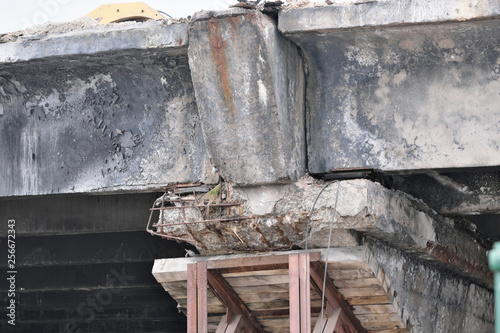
157 177 490 282
0 21 189 63
0 49 217 197
365 236 494 333
280 13 500 172
281 0 500 32
384 168 500 216
188 10 306 185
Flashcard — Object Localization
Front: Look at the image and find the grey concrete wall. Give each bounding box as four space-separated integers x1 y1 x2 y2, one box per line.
281 15 500 173
188 10 306 185
0 50 214 196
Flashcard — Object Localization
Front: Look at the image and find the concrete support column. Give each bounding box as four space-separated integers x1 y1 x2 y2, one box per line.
188 9 306 185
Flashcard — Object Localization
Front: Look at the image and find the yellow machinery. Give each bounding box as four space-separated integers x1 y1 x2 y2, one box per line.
86 2 163 24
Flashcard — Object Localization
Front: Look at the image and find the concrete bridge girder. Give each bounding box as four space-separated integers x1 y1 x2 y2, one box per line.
0 5 498 199
280 14 500 173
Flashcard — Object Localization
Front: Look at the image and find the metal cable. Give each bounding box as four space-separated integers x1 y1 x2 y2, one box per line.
318 181 341 331
303 180 337 332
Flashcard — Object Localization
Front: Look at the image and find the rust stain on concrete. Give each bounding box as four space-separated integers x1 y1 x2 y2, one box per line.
208 18 235 113
426 241 489 280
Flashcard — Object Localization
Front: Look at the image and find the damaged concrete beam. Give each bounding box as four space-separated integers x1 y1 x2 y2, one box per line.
188 9 306 185
281 0 500 32
156 177 490 282
365 236 494 333
0 21 189 63
279 6 500 173
0 48 217 197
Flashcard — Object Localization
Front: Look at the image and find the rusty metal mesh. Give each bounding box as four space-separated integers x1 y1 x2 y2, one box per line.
146 182 251 243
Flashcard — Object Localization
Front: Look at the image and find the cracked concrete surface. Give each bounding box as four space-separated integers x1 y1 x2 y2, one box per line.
157 176 490 283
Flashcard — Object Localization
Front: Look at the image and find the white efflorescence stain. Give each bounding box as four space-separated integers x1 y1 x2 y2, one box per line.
257 79 268 106
0 103 4 115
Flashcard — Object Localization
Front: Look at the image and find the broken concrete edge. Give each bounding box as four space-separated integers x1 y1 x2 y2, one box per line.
152 177 490 281
189 8 252 22
363 234 494 332
278 0 500 34
362 230 492 288
364 180 492 280
0 8 256 65
0 21 189 64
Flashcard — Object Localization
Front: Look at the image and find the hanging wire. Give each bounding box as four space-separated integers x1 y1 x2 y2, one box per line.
318 181 341 331
303 180 338 332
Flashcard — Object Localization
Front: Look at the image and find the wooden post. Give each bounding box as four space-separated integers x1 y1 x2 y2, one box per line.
289 253 311 333
187 262 208 333
187 263 197 333
197 262 208 332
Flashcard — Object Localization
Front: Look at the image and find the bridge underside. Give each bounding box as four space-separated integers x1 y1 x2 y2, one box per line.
0 1 499 332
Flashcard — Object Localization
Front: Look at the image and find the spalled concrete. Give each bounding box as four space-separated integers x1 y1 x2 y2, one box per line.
157 177 490 283
0 24 217 197
188 10 306 185
0 20 189 63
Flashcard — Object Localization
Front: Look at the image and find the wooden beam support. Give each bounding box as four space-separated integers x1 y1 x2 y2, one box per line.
187 263 197 333
309 261 366 333
216 314 245 333
207 269 265 333
208 252 321 273
187 262 208 333
289 253 312 333
197 262 208 333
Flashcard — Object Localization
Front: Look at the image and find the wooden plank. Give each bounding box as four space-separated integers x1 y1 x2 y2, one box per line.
356 313 403 324
347 296 392 305
226 314 245 333
215 314 228 333
197 262 208 333
187 263 197 333
208 252 321 273
352 304 398 315
246 299 325 312
260 316 318 328
289 254 301 333
299 253 312 333
215 314 244 333
239 291 290 303
368 328 408 333
167 286 223 305
253 306 324 319
312 308 328 333
362 321 407 331
232 283 290 294
324 308 342 333
339 286 387 298
161 280 188 293
309 261 367 333
326 261 371 271
333 278 383 289
327 269 375 281
223 270 289 283
153 270 188 283
207 268 265 333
